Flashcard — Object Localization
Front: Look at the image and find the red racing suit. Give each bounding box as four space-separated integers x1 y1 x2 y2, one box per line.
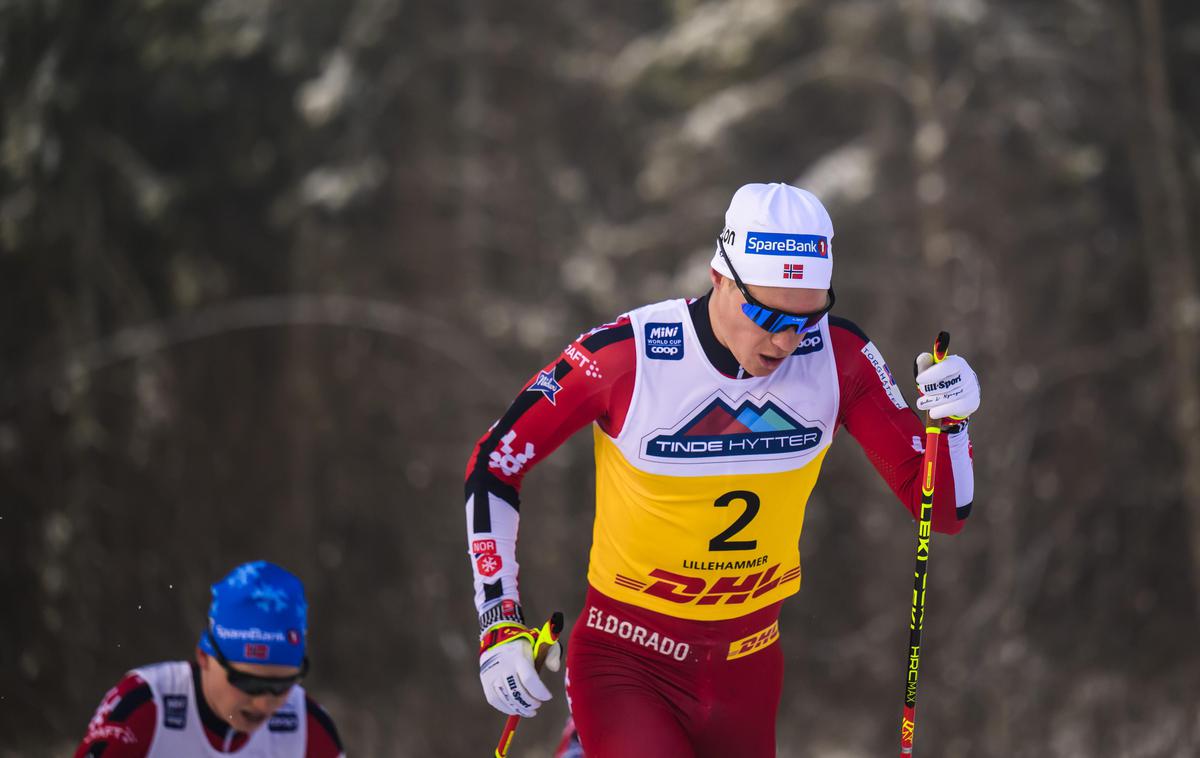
466 293 973 756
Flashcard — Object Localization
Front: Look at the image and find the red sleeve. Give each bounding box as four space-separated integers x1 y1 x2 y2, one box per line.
73 674 155 758
464 316 637 499
829 318 964 535
304 695 345 758
464 317 637 610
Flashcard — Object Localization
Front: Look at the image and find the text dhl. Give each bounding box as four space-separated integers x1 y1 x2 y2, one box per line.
641 564 798 606
727 621 780 661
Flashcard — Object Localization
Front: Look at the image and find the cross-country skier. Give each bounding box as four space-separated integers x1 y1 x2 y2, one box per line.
74 560 344 757
466 183 981 757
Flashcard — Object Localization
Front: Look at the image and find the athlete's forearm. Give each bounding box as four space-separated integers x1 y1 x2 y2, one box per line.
945 423 973 517
465 488 523 615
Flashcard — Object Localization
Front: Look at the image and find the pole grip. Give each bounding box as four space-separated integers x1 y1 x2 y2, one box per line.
932 331 950 364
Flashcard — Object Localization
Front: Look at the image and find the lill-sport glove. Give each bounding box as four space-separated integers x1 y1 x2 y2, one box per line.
479 619 562 718
914 352 980 422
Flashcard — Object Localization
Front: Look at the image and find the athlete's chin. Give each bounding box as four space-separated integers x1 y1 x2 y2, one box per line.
234 710 270 732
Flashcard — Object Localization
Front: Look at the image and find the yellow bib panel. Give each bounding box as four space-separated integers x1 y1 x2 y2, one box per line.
585 298 841 621
588 429 829 620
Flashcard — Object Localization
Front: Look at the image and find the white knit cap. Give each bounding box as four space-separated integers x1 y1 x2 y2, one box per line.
711 183 834 289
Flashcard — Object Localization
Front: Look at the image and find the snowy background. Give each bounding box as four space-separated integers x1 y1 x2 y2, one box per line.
2 0 1199 755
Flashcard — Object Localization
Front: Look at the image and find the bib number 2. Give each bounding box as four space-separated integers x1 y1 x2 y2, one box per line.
709 490 760 552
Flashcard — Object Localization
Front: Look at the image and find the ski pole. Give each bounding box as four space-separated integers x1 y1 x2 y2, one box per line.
899 331 950 757
494 611 565 758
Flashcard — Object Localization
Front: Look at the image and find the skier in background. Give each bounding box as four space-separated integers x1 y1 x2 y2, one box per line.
74 560 344 758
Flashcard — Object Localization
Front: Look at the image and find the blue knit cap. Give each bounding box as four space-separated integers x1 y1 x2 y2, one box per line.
198 561 308 668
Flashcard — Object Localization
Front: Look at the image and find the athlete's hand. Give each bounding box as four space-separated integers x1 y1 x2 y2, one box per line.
914 352 980 421
479 622 562 718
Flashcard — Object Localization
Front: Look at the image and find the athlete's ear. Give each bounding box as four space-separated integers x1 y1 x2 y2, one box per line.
196 647 211 669
709 267 725 290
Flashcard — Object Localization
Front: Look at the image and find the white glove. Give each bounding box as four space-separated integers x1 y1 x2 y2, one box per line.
914 353 980 420
478 624 562 718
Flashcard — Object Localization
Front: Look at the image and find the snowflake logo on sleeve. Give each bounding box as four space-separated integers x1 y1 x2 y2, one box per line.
476 554 503 577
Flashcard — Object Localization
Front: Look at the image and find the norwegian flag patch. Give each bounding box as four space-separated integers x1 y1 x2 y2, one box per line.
782 263 804 280
244 643 270 660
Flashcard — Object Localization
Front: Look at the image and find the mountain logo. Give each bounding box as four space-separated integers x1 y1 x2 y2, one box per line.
643 395 824 460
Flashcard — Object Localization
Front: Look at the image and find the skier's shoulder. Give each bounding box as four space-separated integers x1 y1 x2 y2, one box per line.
826 315 894 388
827 315 872 349
75 671 157 756
826 316 912 413
828 315 901 370
98 670 156 722
562 313 638 382
303 694 345 758
572 313 635 354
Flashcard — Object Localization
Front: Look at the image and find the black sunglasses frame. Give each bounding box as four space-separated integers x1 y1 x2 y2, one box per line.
204 629 309 696
716 236 836 333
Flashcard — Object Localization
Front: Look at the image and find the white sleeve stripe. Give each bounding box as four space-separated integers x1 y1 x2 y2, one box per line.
465 493 522 613
947 427 973 510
